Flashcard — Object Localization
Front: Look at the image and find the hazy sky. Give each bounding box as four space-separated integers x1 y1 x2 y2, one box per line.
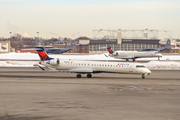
0 0 180 39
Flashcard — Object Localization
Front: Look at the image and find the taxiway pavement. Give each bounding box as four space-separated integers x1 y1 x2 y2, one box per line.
0 67 180 120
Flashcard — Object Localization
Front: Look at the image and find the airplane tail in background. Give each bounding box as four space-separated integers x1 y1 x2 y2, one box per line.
107 46 114 54
36 47 53 61
69 40 76 49
22 47 53 61
164 39 171 49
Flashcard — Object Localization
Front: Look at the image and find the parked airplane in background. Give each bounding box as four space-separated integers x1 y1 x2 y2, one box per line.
138 39 171 52
45 40 76 54
26 47 151 79
106 46 162 61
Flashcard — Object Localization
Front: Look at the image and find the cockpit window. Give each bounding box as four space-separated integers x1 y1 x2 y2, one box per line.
136 65 146 68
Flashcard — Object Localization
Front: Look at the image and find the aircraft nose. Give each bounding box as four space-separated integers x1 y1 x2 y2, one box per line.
156 53 162 57
146 69 151 74
158 53 162 57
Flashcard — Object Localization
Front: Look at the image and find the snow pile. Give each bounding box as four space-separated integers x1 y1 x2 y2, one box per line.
0 52 115 61
0 61 38 67
0 53 39 60
1 52 180 61
144 61 180 70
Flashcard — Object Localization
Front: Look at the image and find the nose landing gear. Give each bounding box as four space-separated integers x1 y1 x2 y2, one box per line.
142 74 145 79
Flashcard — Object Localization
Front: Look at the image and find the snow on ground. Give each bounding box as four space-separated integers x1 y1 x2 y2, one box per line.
0 52 115 60
144 61 180 70
0 52 180 70
1 52 180 61
0 61 38 67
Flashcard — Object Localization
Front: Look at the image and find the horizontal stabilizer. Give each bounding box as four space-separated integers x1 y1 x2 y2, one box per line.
38 64 45 70
22 47 44 51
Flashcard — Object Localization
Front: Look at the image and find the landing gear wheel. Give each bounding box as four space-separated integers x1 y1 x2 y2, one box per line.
87 74 92 78
76 74 82 78
142 74 145 79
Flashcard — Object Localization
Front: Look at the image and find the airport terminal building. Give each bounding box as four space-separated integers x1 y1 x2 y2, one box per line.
89 39 160 54
77 29 175 54
78 38 160 54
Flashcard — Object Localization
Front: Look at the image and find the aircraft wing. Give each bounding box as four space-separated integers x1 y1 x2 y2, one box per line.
58 69 93 73
38 65 94 73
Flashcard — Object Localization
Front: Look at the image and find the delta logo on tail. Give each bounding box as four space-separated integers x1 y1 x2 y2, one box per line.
37 51 49 61
36 47 54 61
107 46 113 54
22 47 53 61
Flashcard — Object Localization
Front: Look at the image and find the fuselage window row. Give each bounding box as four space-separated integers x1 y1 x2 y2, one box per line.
64 62 130 68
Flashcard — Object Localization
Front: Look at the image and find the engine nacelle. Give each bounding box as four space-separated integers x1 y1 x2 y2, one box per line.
112 52 118 56
46 58 60 65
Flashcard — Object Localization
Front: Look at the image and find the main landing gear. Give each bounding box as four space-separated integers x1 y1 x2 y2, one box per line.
87 73 92 78
76 74 82 78
76 73 92 78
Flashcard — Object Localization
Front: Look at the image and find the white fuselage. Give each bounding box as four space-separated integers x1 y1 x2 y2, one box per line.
41 59 151 75
110 51 162 59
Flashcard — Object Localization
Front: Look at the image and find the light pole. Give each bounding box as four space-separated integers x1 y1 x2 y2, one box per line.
9 32 12 38
36 32 39 46
36 32 39 39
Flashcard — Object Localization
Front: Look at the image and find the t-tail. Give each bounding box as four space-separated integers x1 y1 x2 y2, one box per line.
22 47 54 61
160 39 171 52
69 40 76 49
36 47 54 61
164 39 171 49
107 46 114 54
